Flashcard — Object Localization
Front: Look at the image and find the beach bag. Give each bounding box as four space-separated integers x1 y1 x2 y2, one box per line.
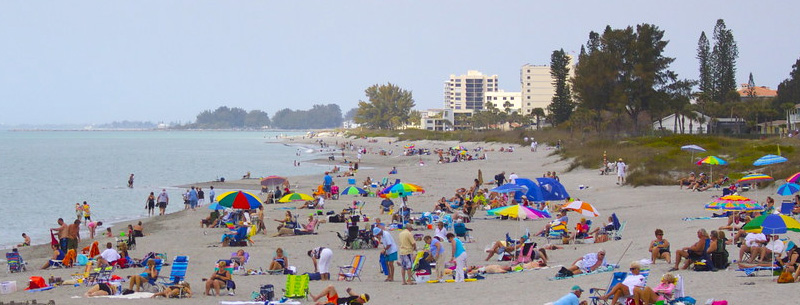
778 270 795 283
693 260 712 271
259 284 274 301
556 267 573 277
304 272 321 281
226 280 236 290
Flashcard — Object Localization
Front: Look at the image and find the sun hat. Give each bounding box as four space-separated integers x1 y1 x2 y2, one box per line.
571 285 584 292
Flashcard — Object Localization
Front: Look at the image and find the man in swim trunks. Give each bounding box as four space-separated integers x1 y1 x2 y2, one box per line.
157 189 169 216
311 285 369 305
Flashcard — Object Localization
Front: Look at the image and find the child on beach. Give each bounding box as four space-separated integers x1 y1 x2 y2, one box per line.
17 233 31 247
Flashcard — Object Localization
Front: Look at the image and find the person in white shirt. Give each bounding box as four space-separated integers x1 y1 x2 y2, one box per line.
740 232 767 263
508 173 519 185
760 234 785 262
616 158 627 185
599 262 644 304
98 242 120 266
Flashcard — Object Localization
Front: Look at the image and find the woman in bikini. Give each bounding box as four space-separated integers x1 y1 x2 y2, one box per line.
129 259 158 292
649 229 671 264
204 261 232 296
85 282 118 297
269 248 288 272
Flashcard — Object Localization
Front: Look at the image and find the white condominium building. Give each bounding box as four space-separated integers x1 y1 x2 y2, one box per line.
520 56 573 115
444 70 499 113
484 90 522 113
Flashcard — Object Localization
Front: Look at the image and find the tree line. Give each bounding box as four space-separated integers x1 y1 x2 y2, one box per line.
179 104 344 129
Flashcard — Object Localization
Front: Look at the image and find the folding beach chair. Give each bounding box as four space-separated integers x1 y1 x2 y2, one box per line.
338 255 365 281
71 260 94 283
84 266 114 286
589 268 649 305
215 260 236 295
231 251 250 270
6 251 27 273
780 201 795 215
81 241 100 258
337 225 361 249
283 274 309 300
160 255 189 285
546 222 569 243
51 249 76 269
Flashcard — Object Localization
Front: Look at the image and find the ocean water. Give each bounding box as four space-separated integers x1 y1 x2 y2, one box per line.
0 130 326 249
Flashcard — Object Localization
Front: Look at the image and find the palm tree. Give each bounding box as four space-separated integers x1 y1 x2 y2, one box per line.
531 108 546 130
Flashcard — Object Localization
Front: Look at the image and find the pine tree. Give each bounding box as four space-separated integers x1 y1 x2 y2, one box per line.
711 19 739 103
747 73 756 97
776 57 800 107
696 31 712 94
548 49 574 126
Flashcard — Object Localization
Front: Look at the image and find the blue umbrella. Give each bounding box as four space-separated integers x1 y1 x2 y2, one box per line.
777 183 800 196
754 154 788 166
490 184 528 193
208 202 227 210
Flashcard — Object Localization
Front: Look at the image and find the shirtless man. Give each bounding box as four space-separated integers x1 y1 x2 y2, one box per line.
51 218 68 252
671 229 709 271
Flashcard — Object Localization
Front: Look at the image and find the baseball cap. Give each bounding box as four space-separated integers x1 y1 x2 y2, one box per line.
571 285 584 292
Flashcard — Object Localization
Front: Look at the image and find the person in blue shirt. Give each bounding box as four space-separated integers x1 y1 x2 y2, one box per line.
189 186 199 210
553 285 587 305
424 235 446 282
323 172 333 199
446 233 467 282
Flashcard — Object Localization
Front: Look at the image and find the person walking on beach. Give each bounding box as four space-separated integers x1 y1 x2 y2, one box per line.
198 187 205 205
189 186 199 210
128 174 134 188
447 232 467 282
75 202 83 221
145 192 156 217
398 224 417 285
183 189 190 210
157 189 169 216
616 158 627 185
323 172 333 199
209 186 216 203
82 201 91 223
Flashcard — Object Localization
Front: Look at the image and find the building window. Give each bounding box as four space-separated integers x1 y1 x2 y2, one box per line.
527 70 530 73
510 97 514 100
527 76 530 79
527 83 530 86
493 97 497 100
527 103 530 106
527 90 530 93
503 97 507 100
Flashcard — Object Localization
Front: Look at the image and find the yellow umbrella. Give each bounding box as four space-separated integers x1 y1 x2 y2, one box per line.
278 193 314 203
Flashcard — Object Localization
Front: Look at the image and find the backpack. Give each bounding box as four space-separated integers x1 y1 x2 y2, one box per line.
694 259 713 271
258 284 274 301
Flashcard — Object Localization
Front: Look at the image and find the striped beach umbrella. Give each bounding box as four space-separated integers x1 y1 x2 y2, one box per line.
738 173 774 184
278 192 314 203
696 156 727 181
786 172 800 184
487 204 550 220
340 186 367 196
378 182 425 198
217 190 262 209
403 143 415 149
743 214 800 234
753 154 788 166
561 200 600 217
777 183 800 196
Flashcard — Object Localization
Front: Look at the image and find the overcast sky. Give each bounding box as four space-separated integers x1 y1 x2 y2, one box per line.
1 1 798 125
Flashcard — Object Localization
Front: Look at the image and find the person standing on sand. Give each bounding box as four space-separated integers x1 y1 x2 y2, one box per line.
308 247 333 281
616 158 627 185
157 189 169 216
128 174 134 188
51 218 68 252
323 172 333 199
145 192 156 217
189 186 199 210
198 187 205 205
82 201 91 224
209 186 216 203
398 224 417 285
66 219 81 251
447 232 467 282
373 226 398 282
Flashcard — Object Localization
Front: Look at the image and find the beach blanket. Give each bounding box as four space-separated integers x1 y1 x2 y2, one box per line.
99 292 154 299
681 217 719 221
548 264 617 281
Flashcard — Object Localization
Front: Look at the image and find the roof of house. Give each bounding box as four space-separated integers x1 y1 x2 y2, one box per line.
738 84 777 97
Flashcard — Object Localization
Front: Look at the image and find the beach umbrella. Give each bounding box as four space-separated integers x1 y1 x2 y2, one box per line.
738 173 774 184
378 182 425 198
786 172 800 184
681 144 706 163
704 197 763 212
777 183 800 196
742 214 800 234
340 186 367 196
753 154 788 166
561 200 600 217
487 204 550 220
403 143 415 149
278 192 314 203
490 184 528 194
217 190 262 209
261 176 288 188
207 202 227 210
696 156 727 181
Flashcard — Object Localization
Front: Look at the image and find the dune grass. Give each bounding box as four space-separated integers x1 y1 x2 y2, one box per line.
346 128 799 186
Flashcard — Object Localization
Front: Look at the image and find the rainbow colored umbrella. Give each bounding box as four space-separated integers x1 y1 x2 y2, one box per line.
742 214 800 234
738 173 774 184
403 144 415 149
278 192 314 203
714 194 755 204
340 186 367 196
217 190 262 209
487 204 550 220
378 183 425 198
704 199 763 212
696 155 727 181
786 172 800 184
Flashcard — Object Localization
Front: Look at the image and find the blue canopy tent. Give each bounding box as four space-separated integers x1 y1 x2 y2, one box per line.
535 177 570 201
513 178 545 203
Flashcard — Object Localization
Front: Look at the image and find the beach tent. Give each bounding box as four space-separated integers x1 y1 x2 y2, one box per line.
513 178 545 203
535 178 570 201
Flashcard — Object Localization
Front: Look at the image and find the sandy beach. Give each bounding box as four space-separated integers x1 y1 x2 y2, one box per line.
1 134 794 304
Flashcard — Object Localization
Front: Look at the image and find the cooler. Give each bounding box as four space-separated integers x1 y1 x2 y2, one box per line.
1 281 17 294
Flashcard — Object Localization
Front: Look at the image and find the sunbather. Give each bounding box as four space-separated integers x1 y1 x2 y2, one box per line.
564 249 608 276
671 229 709 271
204 261 232 296
630 273 676 305
739 231 767 263
128 259 158 292
231 249 247 268
677 173 696 189
41 244 65 269
311 285 370 305
598 262 646 305
649 229 671 264
268 248 288 272
484 237 526 261
152 281 192 298
85 283 118 297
